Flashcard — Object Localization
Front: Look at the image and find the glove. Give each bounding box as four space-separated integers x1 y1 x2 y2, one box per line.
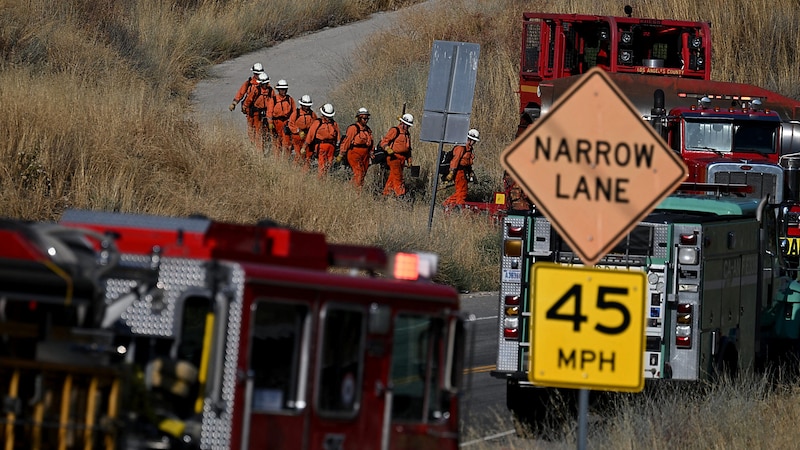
335 155 344 163
228 102 236 111
445 171 454 182
268 122 275 131
385 148 394 155
299 131 306 139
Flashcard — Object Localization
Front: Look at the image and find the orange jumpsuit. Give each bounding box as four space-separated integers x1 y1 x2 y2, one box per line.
233 76 260 142
380 125 412 197
305 118 340 178
242 84 273 151
267 93 296 156
443 143 474 206
288 107 317 165
340 122 374 188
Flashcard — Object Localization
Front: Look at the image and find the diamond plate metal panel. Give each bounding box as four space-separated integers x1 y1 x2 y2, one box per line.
118 258 207 337
201 263 244 449
497 215 526 372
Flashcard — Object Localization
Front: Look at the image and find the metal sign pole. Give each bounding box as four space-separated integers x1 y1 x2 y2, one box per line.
577 388 588 450
428 145 445 229
427 44 459 231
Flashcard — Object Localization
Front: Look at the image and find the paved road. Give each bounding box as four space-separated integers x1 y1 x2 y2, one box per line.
191 1 441 131
459 292 519 446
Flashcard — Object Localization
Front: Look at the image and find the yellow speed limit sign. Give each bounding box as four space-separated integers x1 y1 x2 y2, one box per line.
529 263 645 392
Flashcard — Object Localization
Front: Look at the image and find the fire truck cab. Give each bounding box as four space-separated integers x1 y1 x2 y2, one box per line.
0 210 467 450
650 93 787 203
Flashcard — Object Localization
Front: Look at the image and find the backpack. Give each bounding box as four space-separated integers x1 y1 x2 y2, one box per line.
438 148 455 181
371 126 400 167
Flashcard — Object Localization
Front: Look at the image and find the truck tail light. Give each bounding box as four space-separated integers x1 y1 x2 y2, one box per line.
676 303 693 348
678 247 698 265
507 224 523 238
504 239 522 257
503 316 519 339
678 233 699 265
503 295 521 339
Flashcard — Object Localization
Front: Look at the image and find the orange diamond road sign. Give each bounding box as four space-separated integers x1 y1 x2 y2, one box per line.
501 67 687 266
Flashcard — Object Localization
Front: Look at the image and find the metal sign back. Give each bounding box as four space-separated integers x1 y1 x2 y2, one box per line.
420 41 480 144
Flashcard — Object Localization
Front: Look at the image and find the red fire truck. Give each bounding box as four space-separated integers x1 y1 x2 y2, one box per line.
0 209 467 449
518 8 712 125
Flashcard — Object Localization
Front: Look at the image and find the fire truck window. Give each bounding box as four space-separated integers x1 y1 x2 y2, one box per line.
178 296 210 368
318 307 364 416
733 123 777 154
390 314 449 422
685 121 732 152
562 23 577 71
251 301 309 412
523 20 541 73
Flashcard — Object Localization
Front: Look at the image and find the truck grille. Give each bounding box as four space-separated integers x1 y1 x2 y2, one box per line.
707 163 783 203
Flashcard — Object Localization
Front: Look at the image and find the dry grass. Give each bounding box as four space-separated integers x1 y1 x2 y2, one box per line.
463 370 800 449
2 0 799 292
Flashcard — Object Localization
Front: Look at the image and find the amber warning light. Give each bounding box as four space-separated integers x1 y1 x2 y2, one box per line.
390 252 438 280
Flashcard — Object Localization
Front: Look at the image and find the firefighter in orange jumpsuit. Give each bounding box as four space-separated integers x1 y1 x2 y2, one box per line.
336 107 374 188
266 79 296 157
380 113 414 198
229 63 264 143
288 94 317 165
302 103 340 178
443 128 479 207
242 72 274 152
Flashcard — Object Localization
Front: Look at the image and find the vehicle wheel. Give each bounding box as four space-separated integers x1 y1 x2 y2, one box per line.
712 345 738 382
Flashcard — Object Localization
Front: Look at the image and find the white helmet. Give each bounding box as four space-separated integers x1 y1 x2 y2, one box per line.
299 95 313 106
400 113 414 126
467 128 480 142
276 79 288 90
356 107 370 117
251 62 264 73
257 72 270 84
320 103 335 118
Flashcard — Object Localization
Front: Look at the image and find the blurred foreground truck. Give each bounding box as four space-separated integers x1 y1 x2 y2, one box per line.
0 210 468 449
494 7 800 432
